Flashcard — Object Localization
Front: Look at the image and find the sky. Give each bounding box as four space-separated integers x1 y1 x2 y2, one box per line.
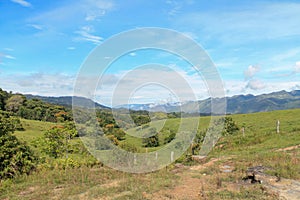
1 0 300 106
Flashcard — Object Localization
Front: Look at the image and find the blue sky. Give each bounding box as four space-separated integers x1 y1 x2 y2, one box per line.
1 0 300 106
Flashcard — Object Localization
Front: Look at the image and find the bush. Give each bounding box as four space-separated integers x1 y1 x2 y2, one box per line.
222 117 239 136
142 128 159 147
164 130 176 144
119 142 139 153
39 122 78 158
0 115 36 179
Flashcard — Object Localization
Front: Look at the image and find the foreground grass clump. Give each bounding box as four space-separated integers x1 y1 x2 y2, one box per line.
0 166 177 200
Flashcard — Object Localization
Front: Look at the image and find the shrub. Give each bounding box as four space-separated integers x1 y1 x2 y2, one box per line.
142 128 159 147
39 122 78 158
222 117 239 136
0 115 36 179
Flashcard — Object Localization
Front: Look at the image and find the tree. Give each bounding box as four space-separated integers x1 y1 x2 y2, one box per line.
164 129 176 144
41 127 65 158
41 122 78 158
142 128 159 147
129 110 151 126
0 88 10 110
222 116 239 136
106 134 119 146
5 95 25 113
0 114 36 179
192 129 206 155
191 116 239 155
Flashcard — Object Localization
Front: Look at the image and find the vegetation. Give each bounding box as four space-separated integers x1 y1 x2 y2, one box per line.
142 127 160 147
0 89 71 123
0 113 36 179
130 110 151 126
0 87 300 199
38 123 78 158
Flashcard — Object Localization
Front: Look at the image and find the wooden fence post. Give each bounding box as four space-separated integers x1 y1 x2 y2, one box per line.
134 154 137 165
171 151 174 162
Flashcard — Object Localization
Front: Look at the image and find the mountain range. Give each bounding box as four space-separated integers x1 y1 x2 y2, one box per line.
26 90 300 114
116 90 300 114
25 95 109 110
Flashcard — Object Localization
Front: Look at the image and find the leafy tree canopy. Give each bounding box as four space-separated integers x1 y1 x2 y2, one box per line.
0 114 36 179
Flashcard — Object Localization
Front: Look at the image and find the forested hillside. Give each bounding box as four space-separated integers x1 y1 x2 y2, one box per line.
1 88 71 122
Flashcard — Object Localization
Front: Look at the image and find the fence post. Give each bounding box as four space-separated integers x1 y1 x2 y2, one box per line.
134 154 137 165
171 151 174 162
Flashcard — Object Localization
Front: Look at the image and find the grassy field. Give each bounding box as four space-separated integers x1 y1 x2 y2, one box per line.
1 109 300 199
14 119 55 144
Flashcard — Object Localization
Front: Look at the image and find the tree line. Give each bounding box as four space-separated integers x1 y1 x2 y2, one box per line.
0 88 72 122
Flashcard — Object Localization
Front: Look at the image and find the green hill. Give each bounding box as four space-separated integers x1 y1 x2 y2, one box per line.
1 108 300 199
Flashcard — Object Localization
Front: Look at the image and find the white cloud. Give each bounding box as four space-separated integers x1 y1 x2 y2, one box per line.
0 52 16 62
11 0 31 7
267 61 300 77
129 52 136 57
29 0 114 28
87 0 114 10
0 72 75 97
293 84 300 90
90 66 210 105
99 74 119 86
81 25 94 33
5 55 16 60
28 24 43 30
84 0 114 21
244 65 259 80
246 79 266 90
295 61 300 73
166 0 181 16
67 47 76 50
75 26 103 44
223 80 247 95
271 48 300 63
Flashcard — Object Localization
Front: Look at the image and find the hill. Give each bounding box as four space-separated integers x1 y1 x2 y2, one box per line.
2 109 300 199
25 94 109 110
117 90 300 114
24 90 300 114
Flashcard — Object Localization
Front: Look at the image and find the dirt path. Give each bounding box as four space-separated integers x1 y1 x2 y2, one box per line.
275 144 300 152
61 155 300 200
150 156 300 200
264 178 300 200
147 156 236 200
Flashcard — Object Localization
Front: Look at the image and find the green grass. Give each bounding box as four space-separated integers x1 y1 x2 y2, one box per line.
14 119 55 144
0 166 177 200
1 109 300 199
123 116 210 152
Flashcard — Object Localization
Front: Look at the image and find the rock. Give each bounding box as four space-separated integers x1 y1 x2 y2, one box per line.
191 155 207 162
174 163 184 168
220 165 234 173
244 165 279 184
